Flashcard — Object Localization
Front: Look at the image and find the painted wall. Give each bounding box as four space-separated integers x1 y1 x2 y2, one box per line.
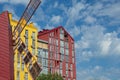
9 13 38 80
0 11 14 80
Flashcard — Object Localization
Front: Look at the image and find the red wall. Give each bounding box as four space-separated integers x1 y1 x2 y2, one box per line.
38 27 76 80
0 11 14 80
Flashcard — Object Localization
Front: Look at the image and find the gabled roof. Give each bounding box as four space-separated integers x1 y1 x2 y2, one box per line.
38 26 74 41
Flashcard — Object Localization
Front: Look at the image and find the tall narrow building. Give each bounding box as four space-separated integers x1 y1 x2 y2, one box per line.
0 11 14 80
38 26 76 80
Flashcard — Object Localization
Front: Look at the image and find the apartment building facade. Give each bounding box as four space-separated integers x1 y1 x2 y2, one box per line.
9 13 38 80
38 27 76 80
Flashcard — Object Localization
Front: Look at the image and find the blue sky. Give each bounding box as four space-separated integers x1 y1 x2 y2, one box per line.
0 0 120 80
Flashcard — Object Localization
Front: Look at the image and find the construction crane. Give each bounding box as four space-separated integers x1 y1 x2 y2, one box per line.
12 0 42 80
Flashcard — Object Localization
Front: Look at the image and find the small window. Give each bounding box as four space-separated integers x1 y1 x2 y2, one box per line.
24 72 28 80
66 49 69 55
32 48 35 55
32 32 35 40
17 71 20 80
25 30 28 38
60 47 64 54
60 40 64 47
21 63 24 71
66 63 68 70
72 57 74 63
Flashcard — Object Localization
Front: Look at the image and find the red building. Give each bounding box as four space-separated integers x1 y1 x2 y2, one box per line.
0 11 14 80
38 26 76 80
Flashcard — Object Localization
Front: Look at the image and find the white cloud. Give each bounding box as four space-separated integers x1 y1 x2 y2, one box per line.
50 15 62 25
44 24 54 30
10 0 29 5
98 2 120 19
69 26 81 37
0 0 30 5
66 2 87 27
54 2 58 8
75 24 120 63
99 33 112 55
84 15 96 24
77 66 120 80
0 0 8 3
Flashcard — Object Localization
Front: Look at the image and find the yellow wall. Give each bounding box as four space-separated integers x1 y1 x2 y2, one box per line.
9 13 38 80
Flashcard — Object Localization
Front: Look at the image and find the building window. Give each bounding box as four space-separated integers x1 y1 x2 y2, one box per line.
65 42 69 49
42 59 45 67
38 57 42 64
66 63 68 70
45 50 48 59
24 72 28 80
32 48 35 55
32 32 35 39
16 71 20 80
60 47 64 54
25 38 28 47
60 62 62 69
25 30 28 47
49 38 51 43
72 57 74 63
17 53 20 63
66 55 69 62
70 64 72 71
21 62 24 71
17 53 20 69
60 33 64 40
66 70 68 77
60 54 64 61
60 28 64 34
72 50 74 57
60 70 62 75
65 49 69 55
32 32 35 55
60 28 64 39
56 39 58 46
60 40 64 47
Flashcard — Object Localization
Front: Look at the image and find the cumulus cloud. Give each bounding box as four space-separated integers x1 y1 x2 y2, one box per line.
69 26 81 37
50 15 62 25
66 2 87 27
75 24 120 63
0 0 9 3
0 0 30 5
77 66 120 80
84 15 96 24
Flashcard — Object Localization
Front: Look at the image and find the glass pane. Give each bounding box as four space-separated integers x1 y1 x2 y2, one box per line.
60 47 64 54
66 49 69 55
60 34 64 39
60 40 64 47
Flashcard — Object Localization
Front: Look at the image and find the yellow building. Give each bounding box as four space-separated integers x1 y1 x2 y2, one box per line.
9 13 38 80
